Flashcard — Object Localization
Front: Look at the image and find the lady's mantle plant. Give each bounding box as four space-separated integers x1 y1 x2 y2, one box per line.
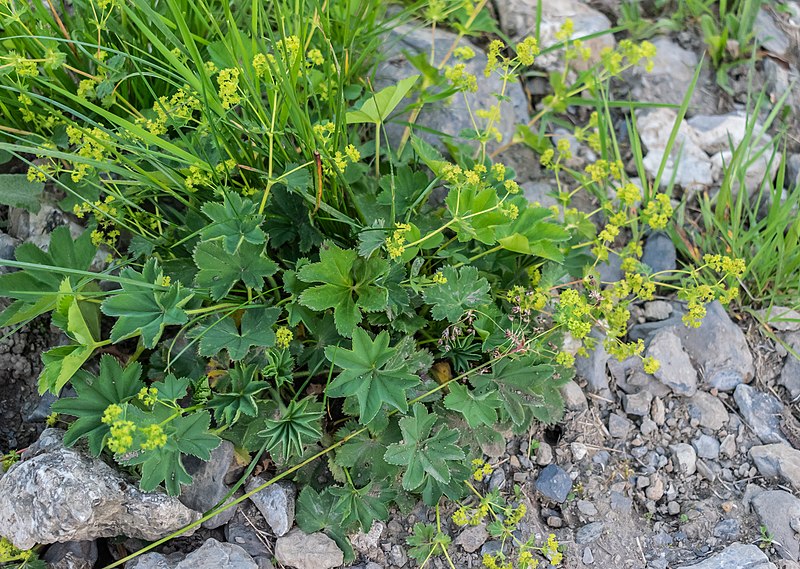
0 0 746 564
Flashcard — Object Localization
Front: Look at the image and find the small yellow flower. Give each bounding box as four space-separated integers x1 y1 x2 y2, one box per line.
517 36 539 66
276 326 293 349
137 386 159 406
139 424 167 450
344 144 360 163
306 48 324 66
432 271 447 285
642 356 660 374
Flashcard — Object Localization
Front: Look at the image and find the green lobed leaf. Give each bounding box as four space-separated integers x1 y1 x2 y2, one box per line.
0 173 44 213
325 328 419 424
196 307 279 360
101 258 193 348
50 356 144 456
193 240 278 300
443 382 502 429
423 266 491 322
298 242 388 337
383 404 465 492
201 193 266 254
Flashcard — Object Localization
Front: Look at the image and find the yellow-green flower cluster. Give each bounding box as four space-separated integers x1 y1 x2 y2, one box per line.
485 40 510 77
642 356 660 374
680 284 716 328
541 534 563 565
454 46 476 61
385 223 411 259
276 326 293 349
555 351 575 368
217 68 241 109
503 502 526 528
73 194 121 247
432 271 448 285
142 86 201 135
452 502 490 527
139 424 167 450
107 419 136 454
4 51 38 77
137 386 158 406
558 288 592 339
483 552 513 569
471 458 493 481
616 182 642 207
185 164 212 192
642 193 673 230
0 536 33 563
703 254 745 278
445 63 478 92
584 159 624 184
65 125 114 183
518 550 540 569
516 37 540 66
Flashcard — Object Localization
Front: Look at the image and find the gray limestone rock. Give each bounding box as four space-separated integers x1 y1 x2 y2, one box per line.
750 444 800 492
647 329 698 396
454 524 489 553
0 429 199 550
375 22 529 157
779 332 800 399
676 542 776 568
642 232 676 275
751 490 800 561
126 538 258 569
670 301 754 391
496 0 615 71
734 385 787 445
536 464 572 503
671 443 697 476
274 529 344 569
42 541 98 569
688 391 729 431
560 380 588 411
244 478 295 537
179 440 237 529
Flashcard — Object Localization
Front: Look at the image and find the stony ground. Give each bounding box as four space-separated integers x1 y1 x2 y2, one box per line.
2 1 800 569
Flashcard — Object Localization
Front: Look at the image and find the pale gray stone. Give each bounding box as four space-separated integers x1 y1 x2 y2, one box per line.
751 490 800 561
644 301 673 321
560 380 589 411
779 332 800 399
756 306 800 331
688 391 729 431
274 529 344 569
750 444 800 492
755 8 791 57
669 302 754 391
0 429 200 550
624 390 653 417
455 524 489 553
692 435 720 460
179 440 237 529
126 538 257 569
675 542 776 568
608 412 632 439
734 385 787 445
671 443 697 476
496 0 615 71
245 478 295 537
375 23 528 155
647 329 698 396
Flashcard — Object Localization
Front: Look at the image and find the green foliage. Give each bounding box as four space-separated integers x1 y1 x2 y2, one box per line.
325 328 420 424
423 266 491 322
193 241 278 301
384 404 466 504
101 259 193 348
298 242 388 337
0 0 724 550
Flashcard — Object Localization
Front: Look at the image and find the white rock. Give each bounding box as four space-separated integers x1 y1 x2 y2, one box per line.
275 529 344 569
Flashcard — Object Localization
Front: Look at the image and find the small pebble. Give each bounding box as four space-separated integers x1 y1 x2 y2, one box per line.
583 547 595 564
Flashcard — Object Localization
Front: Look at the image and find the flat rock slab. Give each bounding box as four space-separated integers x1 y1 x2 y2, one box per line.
274 529 343 569
751 490 800 561
676 542 776 568
126 538 257 569
0 429 200 550
750 443 800 491
734 385 787 445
